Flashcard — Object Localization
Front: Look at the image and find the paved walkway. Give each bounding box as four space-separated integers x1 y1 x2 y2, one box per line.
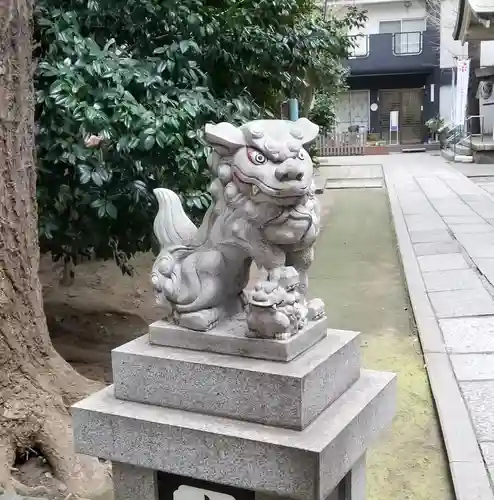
381 154 494 500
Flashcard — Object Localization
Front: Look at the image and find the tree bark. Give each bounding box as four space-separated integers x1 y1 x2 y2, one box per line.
0 0 108 495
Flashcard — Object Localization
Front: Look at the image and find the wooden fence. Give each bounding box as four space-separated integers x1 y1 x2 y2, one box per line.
314 131 367 156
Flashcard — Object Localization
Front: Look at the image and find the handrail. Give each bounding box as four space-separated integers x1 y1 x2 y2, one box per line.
465 114 484 137
448 115 485 157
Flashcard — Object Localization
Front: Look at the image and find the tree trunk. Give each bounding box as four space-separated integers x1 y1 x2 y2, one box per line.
0 0 108 496
467 41 481 135
301 84 315 118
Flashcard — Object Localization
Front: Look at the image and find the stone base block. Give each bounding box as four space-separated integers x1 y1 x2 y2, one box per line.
73 370 396 500
112 330 360 429
148 315 327 362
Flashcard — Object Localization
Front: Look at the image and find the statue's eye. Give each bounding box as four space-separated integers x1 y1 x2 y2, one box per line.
297 151 305 160
247 148 268 165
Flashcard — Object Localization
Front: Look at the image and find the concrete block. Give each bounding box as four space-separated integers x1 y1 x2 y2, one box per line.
417 253 469 272
149 316 327 362
440 317 494 353
451 354 494 381
113 331 360 430
413 241 462 256
460 381 494 441
73 371 396 500
113 462 159 500
422 269 483 292
428 288 494 318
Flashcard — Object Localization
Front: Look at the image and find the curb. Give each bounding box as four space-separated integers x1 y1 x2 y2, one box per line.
383 168 494 500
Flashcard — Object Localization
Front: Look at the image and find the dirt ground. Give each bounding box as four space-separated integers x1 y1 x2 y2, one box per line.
14 188 453 499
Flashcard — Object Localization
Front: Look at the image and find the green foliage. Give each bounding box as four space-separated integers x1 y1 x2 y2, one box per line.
35 6 262 271
425 116 445 135
308 91 338 134
34 0 364 272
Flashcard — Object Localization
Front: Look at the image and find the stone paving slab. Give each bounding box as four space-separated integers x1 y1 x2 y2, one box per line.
324 178 384 189
428 288 494 318
409 230 453 243
413 241 462 256
461 381 494 441
440 317 494 353
405 217 446 232
318 164 383 179
449 224 494 234
444 215 486 224
451 354 494 380
422 269 484 292
431 201 478 216
417 253 470 272
467 201 494 218
475 259 494 286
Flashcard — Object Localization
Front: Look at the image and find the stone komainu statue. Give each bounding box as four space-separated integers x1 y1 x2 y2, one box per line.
151 118 325 337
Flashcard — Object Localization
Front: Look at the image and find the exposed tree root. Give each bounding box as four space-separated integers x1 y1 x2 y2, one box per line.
0 350 111 498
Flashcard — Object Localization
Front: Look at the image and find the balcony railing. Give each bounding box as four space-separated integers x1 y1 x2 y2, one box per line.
346 31 438 76
349 32 424 58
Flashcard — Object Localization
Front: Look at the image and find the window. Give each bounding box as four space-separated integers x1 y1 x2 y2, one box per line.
379 19 425 55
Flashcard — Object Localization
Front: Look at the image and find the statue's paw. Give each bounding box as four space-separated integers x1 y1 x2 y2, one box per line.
177 308 220 332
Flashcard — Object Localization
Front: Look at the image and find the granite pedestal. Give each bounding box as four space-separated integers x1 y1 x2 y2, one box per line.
72 325 396 500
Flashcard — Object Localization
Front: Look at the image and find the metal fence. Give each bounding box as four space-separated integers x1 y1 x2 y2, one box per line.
314 131 368 156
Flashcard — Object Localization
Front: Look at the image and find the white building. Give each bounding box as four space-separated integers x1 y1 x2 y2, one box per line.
331 0 439 144
331 0 494 142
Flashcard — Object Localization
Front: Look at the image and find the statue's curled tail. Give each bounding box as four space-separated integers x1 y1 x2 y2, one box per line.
153 188 197 249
